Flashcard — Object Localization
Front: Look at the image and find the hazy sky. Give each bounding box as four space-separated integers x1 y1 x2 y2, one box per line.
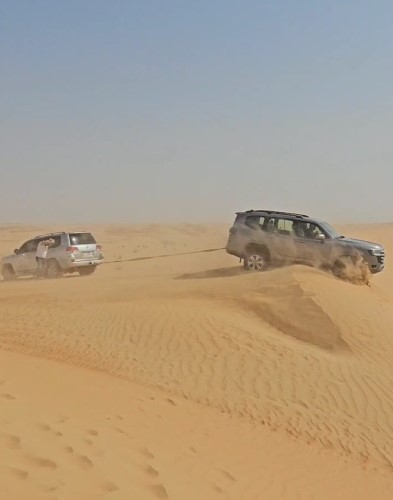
1 0 393 224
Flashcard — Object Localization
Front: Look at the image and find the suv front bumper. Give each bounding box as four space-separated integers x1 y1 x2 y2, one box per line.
70 259 104 268
369 262 385 274
366 252 385 274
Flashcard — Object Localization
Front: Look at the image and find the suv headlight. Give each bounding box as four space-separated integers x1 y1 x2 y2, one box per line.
369 249 382 256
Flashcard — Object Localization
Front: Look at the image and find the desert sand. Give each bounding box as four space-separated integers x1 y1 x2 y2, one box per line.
1 222 393 499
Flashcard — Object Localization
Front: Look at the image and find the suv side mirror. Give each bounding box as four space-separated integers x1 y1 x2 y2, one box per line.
14 248 19 254
316 234 326 242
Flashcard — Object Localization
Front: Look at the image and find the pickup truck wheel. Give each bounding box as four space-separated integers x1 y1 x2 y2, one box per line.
2 265 16 281
244 250 269 271
46 259 63 279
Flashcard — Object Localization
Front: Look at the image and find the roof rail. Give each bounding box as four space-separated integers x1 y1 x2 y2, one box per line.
242 210 309 218
35 232 64 238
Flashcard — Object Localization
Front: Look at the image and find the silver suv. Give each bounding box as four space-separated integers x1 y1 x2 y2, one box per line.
1 231 104 280
226 210 385 275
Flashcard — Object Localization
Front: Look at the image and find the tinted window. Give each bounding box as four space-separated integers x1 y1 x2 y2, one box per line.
301 223 325 239
319 221 339 238
267 218 293 235
245 216 265 229
69 233 96 245
276 219 293 232
49 235 61 248
40 235 62 248
19 239 38 253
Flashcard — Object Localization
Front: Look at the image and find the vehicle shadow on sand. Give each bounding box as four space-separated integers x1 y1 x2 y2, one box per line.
176 266 246 280
176 263 370 286
0 274 82 285
175 262 299 280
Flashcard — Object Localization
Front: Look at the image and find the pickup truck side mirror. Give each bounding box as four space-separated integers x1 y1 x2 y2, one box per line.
316 234 326 242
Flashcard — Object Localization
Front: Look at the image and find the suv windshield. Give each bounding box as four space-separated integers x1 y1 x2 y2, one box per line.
318 221 341 239
69 233 96 245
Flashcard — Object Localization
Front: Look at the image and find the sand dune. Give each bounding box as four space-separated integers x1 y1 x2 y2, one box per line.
1 223 393 498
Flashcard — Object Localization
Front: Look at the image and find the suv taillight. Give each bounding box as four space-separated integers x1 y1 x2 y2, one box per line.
96 245 102 250
66 246 79 254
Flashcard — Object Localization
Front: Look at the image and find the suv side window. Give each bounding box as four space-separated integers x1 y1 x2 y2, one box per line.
19 239 38 253
268 218 293 235
35 236 61 249
302 223 325 239
245 216 265 230
49 236 61 248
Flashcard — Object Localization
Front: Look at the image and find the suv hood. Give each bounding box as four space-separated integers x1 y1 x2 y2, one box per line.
338 237 384 252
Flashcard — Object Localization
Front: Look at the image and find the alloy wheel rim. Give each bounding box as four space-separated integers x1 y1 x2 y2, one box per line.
248 254 265 270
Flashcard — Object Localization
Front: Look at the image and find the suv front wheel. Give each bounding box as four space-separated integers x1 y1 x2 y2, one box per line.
2 265 16 281
244 248 269 271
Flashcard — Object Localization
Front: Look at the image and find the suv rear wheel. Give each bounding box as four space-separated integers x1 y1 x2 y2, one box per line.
2 265 16 281
244 248 269 271
78 267 95 276
46 259 63 279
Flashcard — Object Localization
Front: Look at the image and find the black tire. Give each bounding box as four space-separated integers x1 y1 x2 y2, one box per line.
78 267 96 276
244 247 270 271
2 265 16 281
46 259 63 279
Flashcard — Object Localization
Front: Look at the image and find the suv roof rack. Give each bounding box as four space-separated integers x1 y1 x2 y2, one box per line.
241 210 309 218
35 232 65 238
35 231 89 239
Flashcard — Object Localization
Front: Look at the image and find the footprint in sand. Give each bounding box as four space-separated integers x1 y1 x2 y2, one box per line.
56 416 70 424
0 433 21 450
220 469 236 482
7 467 29 480
75 454 93 469
1 393 16 400
145 465 159 478
140 447 155 459
113 426 131 438
27 456 57 470
150 484 169 499
37 423 52 432
212 484 224 494
86 429 99 436
101 480 119 493
37 422 63 438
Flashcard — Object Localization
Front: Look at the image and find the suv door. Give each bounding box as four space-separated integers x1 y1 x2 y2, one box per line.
14 239 38 275
292 222 331 264
238 215 269 252
266 217 299 261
